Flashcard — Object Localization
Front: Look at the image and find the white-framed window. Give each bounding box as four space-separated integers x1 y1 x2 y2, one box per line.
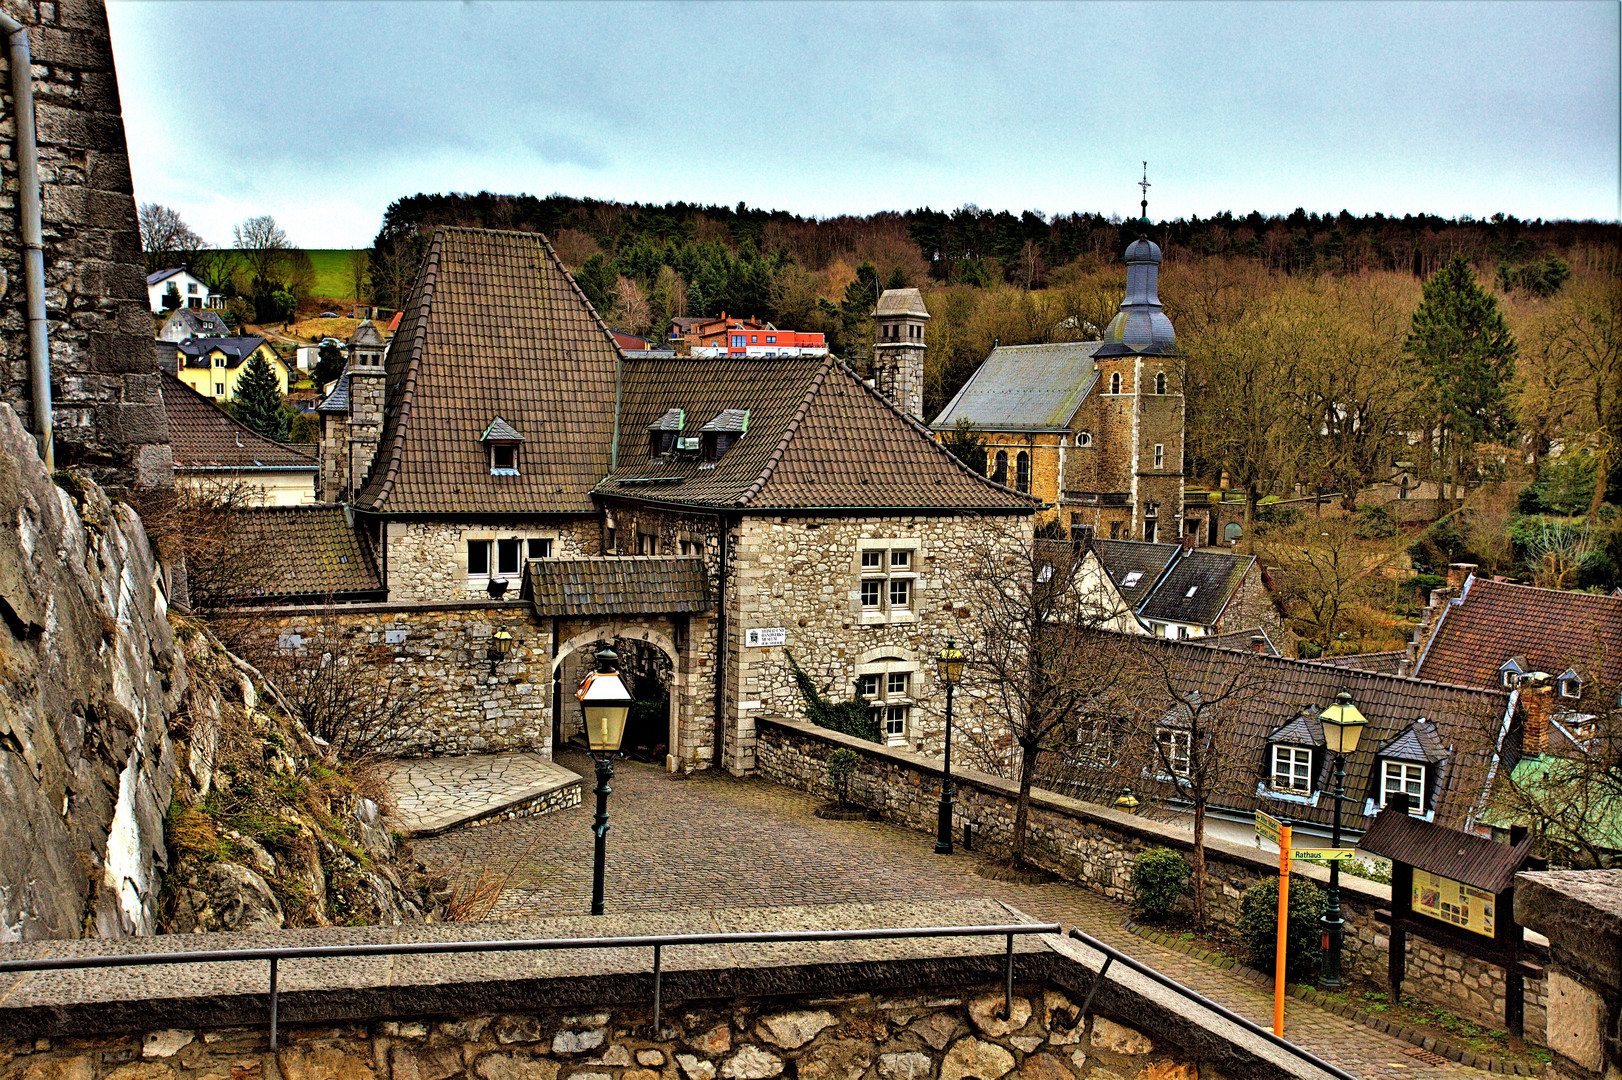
856 540 920 621
856 655 916 745
468 539 491 577
1077 432 1092 447
495 538 521 577
1381 761 1426 811
1154 444 1165 470
1501 670 1518 689
1559 676 1581 699
1272 746 1312 792
490 443 519 475
214 382 225 396
1110 372 1121 394
1155 727 1191 777
528 538 553 559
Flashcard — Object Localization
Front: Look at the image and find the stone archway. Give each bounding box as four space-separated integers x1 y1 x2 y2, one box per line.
552 623 684 763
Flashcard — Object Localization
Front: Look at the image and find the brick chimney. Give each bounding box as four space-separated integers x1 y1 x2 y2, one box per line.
1446 562 1478 589
1248 633 1268 655
1520 673 1552 756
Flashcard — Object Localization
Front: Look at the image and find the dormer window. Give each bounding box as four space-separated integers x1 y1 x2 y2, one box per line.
700 409 748 461
648 408 684 458
480 417 525 476
1381 761 1426 813
1122 571 1143 588
1272 746 1313 792
1499 656 1527 689
1557 668 1582 699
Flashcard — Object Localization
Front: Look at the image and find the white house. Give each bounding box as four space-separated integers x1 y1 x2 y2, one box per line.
146 268 219 313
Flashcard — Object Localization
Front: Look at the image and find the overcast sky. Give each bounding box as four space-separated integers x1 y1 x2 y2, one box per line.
106 1 1619 250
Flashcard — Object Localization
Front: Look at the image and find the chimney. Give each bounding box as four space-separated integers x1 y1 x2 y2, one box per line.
1520 673 1552 756
1181 531 1198 554
1446 562 1478 589
1248 633 1268 655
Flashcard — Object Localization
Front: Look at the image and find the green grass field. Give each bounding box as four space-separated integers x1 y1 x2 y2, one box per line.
304 249 366 300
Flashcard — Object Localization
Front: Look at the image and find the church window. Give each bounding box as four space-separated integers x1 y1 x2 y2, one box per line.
1155 371 1167 394
1154 444 1164 470
1110 372 1121 394
1016 452 1031 492
1077 432 1092 447
992 450 1008 483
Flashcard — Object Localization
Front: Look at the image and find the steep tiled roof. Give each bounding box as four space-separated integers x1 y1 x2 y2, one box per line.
597 356 1033 512
1091 539 1178 607
1304 651 1408 675
225 507 383 601
1124 640 1511 834
1137 550 1254 626
523 557 711 618
931 342 1102 431
354 228 622 516
160 371 318 471
1414 577 1622 690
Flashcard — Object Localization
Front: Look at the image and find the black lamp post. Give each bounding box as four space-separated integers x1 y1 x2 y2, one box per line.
934 639 965 854
1317 690 1368 990
577 645 632 916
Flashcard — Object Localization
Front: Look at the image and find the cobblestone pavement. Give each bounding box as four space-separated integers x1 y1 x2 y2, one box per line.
416 751 1484 1080
381 753 581 835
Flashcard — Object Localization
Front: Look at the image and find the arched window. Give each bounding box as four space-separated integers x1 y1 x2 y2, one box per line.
1110 372 1121 394
1155 371 1167 395
992 449 1008 483
1016 451 1031 493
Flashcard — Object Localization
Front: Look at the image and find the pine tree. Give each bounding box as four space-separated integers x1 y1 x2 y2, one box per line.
234 355 289 441
1405 253 1518 489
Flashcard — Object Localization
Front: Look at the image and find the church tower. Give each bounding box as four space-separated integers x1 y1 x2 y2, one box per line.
873 287 929 418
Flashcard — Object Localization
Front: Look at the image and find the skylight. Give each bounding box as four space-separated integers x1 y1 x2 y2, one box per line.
1122 572 1143 587
1185 586 1199 598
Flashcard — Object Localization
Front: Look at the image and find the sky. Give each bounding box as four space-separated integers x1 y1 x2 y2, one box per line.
106 1 1620 250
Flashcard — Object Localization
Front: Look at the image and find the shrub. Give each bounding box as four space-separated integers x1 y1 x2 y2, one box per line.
1253 503 1303 532
1130 848 1190 922
825 747 860 805
1238 876 1326 982
1353 505 1398 539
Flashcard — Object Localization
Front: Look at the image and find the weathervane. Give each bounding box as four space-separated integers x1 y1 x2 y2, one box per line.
1139 162 1150 223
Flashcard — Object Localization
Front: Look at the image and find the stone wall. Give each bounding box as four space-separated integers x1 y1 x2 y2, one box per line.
382 519 599 602
754 716 1548 1044
1515 871 1622 1080
0 0 171 489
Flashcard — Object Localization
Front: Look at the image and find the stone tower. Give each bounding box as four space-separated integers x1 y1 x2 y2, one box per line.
1093 232 1182 543
873 288 929 418
316 321 388 502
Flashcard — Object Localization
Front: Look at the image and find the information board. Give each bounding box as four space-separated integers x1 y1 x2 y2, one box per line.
1412 870 1496 937
745 627 787 648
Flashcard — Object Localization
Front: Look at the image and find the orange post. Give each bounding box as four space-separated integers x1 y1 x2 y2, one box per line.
1274 822 1292 1036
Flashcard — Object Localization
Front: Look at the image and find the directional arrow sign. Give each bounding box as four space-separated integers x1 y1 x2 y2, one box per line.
1290 847 1359 863
1255 809 1283 846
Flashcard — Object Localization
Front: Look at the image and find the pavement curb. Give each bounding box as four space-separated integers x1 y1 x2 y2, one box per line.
1122 919 1545 1077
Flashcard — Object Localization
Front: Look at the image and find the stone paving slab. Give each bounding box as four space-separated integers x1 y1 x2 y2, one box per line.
381 753 582 836
415 750 1501 1080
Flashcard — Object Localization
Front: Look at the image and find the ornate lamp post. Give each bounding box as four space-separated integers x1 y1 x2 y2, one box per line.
487 627 514 675
934 639 965 854
577 646 633 916
1317 690 1368 990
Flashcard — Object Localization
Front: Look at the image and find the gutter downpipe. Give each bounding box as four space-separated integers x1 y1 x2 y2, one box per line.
713 513 729 772
0 12 50 470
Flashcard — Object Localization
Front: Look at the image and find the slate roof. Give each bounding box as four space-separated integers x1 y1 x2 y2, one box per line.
1413 577 1622 690
931 342 1103 431
1377 719 1451 765
596 355 1033 512
162 309 229 339
1090 539 1179 607
354 228 622 516
481 417 525 442
875 288 930 319
146 268 185 286
1359 802 1535 893
1137 550 1254 626
317 372 351 414
1121 639 1512 834
225 506 383 601
175 336 271 370
523 557 711 618
160 370 318 471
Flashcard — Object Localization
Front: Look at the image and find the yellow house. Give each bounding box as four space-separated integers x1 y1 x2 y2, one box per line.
170 335 290 403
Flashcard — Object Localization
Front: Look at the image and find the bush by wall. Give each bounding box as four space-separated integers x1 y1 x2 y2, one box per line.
1130 848 1191 922
1238 876 1326 982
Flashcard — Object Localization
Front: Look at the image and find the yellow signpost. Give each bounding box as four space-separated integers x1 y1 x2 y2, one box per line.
1255 809 1283 848
1275 821 1291 1036
1291 847 1360 863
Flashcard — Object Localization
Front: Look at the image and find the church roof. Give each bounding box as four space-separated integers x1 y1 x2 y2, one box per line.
349 321 384 348
1096 235 1176 359
875 288 930 319
930 341 1102 431
353 227 621 516
596 355 1034 512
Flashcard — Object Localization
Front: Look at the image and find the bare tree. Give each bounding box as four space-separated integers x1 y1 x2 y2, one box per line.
130 478 275 611
233 214 290 287
349 249 371 301
614 275 652 336
955 534 1142 869
139 202 205 274
1261 516 1401 656
1128 642 1270 929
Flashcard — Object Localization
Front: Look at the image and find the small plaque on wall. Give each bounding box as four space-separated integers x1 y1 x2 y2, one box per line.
745 627 787 647
384 629 409 645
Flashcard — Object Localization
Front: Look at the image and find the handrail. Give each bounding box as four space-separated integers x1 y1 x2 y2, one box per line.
1066 928 1361 1080
2 922 1059 1049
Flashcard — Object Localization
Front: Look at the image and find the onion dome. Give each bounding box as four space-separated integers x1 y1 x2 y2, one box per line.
1096 236 1176 358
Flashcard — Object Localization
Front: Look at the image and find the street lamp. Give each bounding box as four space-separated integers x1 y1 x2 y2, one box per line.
934 638 965 854
1317 690 1368 990
487 627 513 675
577 645 633 916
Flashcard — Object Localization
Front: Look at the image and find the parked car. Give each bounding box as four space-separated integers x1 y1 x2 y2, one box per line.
319 337 343 348
319 311 339 318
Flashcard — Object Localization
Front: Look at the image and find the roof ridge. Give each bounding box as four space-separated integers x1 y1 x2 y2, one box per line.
837 361 1040 504
533 229 628 358
364 232 443 511
1161 637 1510 699
734 356 835 507
1474 576 1622 604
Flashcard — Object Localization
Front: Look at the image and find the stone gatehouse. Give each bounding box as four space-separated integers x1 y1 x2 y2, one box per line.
306 226 1038 772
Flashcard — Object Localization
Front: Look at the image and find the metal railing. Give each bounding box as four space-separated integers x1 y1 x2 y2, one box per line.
0 922 1058 1049
1065 928 1360 1080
